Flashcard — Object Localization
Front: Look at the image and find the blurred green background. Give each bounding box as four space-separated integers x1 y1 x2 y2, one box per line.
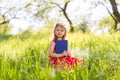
0 0 120 80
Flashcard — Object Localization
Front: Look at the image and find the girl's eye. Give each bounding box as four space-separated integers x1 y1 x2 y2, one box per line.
56 29 60 31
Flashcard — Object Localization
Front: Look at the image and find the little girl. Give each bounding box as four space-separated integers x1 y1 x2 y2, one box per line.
49 23 84 69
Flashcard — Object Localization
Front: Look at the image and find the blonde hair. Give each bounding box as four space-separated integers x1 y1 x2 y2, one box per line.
53 23 67 40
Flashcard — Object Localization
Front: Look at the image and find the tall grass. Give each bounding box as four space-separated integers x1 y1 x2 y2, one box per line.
0 32 120 80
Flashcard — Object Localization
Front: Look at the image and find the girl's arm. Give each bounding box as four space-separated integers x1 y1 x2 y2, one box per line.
49 41 67 58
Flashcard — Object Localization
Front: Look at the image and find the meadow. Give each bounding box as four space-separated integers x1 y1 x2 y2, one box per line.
0 30 120 80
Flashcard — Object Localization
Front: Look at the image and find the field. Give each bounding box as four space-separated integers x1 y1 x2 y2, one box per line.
0 31 120 80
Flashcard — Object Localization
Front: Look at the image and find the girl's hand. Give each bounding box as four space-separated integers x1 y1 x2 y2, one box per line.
62 51 67 57
62 51 71 57
64 51 71 57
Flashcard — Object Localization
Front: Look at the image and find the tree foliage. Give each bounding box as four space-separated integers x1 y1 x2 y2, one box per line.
0 0 52 34
99 16 114 29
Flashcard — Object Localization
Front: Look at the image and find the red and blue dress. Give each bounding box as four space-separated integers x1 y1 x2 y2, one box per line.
49 40 84 69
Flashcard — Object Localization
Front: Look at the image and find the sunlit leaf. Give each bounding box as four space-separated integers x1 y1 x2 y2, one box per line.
65 0 69 3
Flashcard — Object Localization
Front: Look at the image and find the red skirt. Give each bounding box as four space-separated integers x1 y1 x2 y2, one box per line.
49 56 84 69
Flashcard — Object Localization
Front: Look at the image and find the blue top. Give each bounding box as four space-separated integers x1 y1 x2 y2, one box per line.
55 40 68 54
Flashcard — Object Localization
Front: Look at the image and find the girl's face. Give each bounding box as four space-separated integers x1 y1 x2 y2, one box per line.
54 26 65 39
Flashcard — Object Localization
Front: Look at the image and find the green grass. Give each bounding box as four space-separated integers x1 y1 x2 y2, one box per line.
0 32 120 80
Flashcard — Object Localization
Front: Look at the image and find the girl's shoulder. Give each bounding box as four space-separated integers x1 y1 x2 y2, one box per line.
51 39 56 44
50 40 56 46
52 39 56 43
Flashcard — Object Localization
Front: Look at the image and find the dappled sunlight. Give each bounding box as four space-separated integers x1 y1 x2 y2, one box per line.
0 32 120 79
0 0 120 79
70 47 89 59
